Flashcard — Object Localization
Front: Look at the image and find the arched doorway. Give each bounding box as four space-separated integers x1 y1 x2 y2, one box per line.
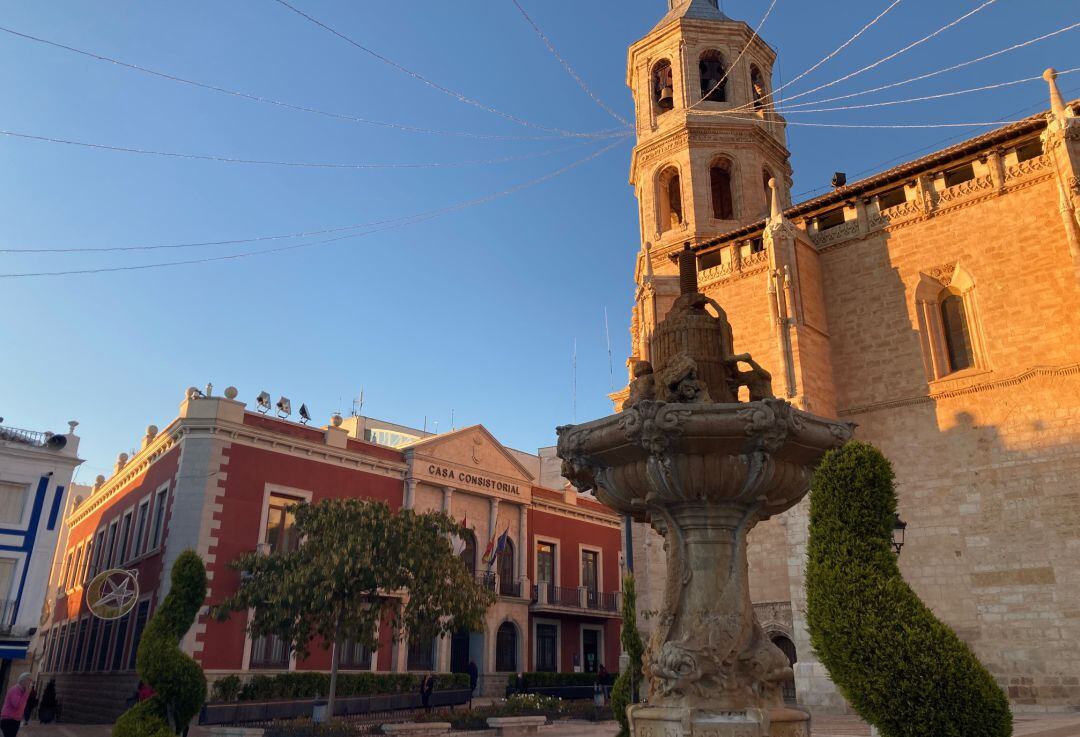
450 628 471 674
771 634 797 702
495 621 518 673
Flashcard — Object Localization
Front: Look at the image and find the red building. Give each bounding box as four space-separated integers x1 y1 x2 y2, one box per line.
37 388 623 721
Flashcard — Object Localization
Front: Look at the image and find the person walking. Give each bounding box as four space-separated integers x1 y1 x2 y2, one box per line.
466 660 479 701
420 673 435 712
1 673 32 737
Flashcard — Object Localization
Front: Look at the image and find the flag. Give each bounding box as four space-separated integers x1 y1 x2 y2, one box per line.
450 516 468 556
486 526 510 568
480 530 497 567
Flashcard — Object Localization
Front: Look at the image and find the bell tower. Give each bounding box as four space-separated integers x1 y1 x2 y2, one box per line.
624 0 792 375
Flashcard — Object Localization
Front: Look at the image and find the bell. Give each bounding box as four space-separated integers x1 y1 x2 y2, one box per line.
658 85 674 109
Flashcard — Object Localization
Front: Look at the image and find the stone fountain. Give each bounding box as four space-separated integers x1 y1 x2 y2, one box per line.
557 245 853 737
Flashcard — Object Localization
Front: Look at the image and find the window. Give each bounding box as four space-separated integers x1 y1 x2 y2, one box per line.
71 545 85 589
91 530 105 577
940 293 975 372
749 237 765 254
407 635 434 671
81 537 94 583
699 50 726 102
652 60 674 112
581 550 599 595
878 186 906 211
74 618 89 672
495 622 517 672
96 620 114 671
340 638 372 670
750 65 766 110
57 624 71 673
497 539 516 596
0 482 27 525
111 612 130 671
536 624 558 672
698 249 723 270
61 551 74 591
658 167 683 232
116 511 132 566
816 208 846 231
944 162 975 188
127 601 150 671
0 558 17 605
84 617 100 672
132 500 150 559
711 162 735 220
104 521 118 570
265 494 303 553
1015 139 1042 162
460 530 477 574
250 633 290 669
149 487 168 551
536 542 555 585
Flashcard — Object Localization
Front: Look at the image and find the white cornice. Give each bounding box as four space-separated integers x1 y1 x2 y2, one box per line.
531 498 621 528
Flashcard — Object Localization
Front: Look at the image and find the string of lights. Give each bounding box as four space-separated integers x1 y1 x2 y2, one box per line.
779 22 1080 111
771 68 1079 115
721 113 1031 129
508 0 631 127
0 128 614 170
0 24 624 142
690 0 778 110
728 0 999 114
272 0 586 137
745 0 904 113
0 137 630 276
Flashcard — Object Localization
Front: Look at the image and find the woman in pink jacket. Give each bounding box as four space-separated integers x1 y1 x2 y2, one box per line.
0 673 31 737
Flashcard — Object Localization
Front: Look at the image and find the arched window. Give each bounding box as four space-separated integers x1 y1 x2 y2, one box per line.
495 622 517 672
658 167 683 232
940 292 975 372
460 531 477 575
771 635 797 702
750 65 766 111
710 161 734 220
699 50 726 102
497 539 516 595
652 60 674 112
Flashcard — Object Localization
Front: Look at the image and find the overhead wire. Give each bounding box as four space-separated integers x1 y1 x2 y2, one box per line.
691 0 779 110
508 0 631 127
780 21 1080 111
745 0 904 113
272 0 584 136
0 24 623 142
0 136 630 277
721 113 1031 129
771 68 1079 115
0 128 605 170
728 0 999 113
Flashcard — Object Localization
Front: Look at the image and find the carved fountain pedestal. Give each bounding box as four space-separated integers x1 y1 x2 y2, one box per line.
557 246 852 737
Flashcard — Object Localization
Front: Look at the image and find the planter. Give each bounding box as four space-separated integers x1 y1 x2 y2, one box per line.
381 723 451 736
201 689 471 725
487 716 547 736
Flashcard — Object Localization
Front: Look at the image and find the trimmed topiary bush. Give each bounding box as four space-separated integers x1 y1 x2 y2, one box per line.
114 550 208 737
806 441 1011 737
611 574 644 737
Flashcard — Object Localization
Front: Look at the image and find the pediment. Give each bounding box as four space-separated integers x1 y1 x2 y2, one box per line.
405 425 534 483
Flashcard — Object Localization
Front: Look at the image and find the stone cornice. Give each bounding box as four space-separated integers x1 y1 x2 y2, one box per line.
531 497 621 528
838 362 1080 418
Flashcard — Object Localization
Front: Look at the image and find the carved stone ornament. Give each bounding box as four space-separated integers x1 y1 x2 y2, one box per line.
926 262 957 287
556 244 852 737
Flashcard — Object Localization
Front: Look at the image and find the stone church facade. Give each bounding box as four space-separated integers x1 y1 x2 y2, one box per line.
617 0 1080 710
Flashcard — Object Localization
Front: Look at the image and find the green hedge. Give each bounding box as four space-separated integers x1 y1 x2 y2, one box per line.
217 672 469 703
806 442 1011 737
612 574 644 737
505 672 598 688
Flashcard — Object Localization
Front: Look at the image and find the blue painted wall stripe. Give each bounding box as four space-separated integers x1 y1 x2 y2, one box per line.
46 484 65 531
8 476 51 631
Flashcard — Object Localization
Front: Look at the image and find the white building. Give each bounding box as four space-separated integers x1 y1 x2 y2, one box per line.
0 419 82 687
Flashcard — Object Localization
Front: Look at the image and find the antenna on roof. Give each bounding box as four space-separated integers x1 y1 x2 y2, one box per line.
572 338 578 422
604 307 613 393
351 387 364 417
423 416 428 433
451 409 455 432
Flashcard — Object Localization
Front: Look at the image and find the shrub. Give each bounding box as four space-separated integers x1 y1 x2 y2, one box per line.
114 550 208 737
611 574 644 737
228 671 468 702
806 442 1012 737
505 672 597 688
211 675 242 702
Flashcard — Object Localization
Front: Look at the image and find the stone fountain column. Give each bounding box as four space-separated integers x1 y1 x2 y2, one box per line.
557 245 853 737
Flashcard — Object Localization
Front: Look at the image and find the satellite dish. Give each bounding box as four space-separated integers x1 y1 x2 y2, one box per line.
256 391 272 414
276 397 292 418
299 404 311 425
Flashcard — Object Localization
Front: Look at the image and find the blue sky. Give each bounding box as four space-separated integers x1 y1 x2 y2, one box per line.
1 1 1076 480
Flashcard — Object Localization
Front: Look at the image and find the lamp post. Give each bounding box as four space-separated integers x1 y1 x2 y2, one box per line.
892 512 908 555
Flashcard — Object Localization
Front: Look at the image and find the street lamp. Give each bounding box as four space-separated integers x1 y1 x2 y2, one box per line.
892 512 907 555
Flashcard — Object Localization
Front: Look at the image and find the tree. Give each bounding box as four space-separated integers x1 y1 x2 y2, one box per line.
806 442 1011 737
611 574 645 737
214 498 494 717
114 550 208 737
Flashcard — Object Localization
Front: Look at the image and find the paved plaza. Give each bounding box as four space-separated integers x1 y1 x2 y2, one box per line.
9 712 1080 737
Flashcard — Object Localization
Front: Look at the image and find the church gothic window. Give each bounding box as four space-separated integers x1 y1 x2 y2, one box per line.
658 167 684 232
699 50 727 102
652 60 675 112
711 161 735 220
915 265 985 381
750 65 766 110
